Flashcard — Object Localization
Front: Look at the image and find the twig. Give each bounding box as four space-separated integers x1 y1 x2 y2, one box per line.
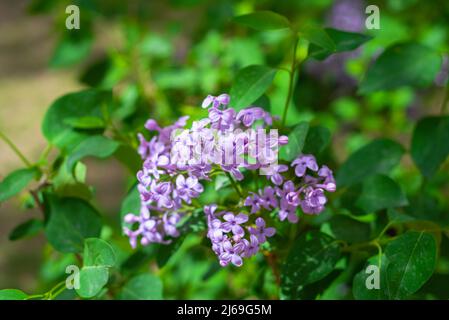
264 251 281 286
281 36 299 127
0 130 32 167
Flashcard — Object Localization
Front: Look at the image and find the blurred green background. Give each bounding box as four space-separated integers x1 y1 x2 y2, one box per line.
0 0 448 298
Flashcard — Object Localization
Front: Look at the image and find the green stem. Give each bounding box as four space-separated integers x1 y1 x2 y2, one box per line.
26 294 45 300
372 240 383 269
0 130 32 167
281 36 299 127
224 171 243 198
39 144 52 162
48 284 67 300
26 280 66 300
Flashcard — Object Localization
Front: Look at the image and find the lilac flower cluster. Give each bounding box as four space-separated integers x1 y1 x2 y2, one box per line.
123 93 336 267
205 205 275 267
245 155 336 224
123 115 199 247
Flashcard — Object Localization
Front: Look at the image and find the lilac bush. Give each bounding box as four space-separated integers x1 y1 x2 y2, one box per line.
123 94 336 267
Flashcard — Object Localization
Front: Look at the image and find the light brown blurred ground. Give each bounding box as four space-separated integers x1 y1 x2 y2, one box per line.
0 0 125 292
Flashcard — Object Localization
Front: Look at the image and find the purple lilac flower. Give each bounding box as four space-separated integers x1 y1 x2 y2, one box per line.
175 175 204 203
267 164 289 185
207 218 225 243
163 212 181 237
221 164 244 181
327 0 365 33
236 107 265 127
291 154 319 177
259 186 278 209
123 206 176 247
219 240 245 267
301 187 327 214
221 212 248 237
208 107 236 131
249 217 276 243
278 202 299 223
202 94 230 109
318 165 337 192
244 192 264 214
242 235 259 257
150 181 173 208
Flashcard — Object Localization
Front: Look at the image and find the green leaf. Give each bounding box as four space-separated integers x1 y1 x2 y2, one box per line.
118 274 163 300
42 89 112 152
302 125 331 155
76 238 116 299
404 193 449 226
295 270 341 300
83 238 116 267
234 11 290 31
77 267 108 299
214 174 230 191
156 236 186 268
329 215 371 243
79 56 112 88
66 135 120 172
280 231 341 299
353 255 389 300
355 174 408 213
53 159 92 201
359 42 442 94
120 246 157 275
309 28 372 60
384 231 437 299
0 167 38 202
114 145 142 173
44 195 102 253
0 289 28 300
9 219 44 241
301 26 336 52
411 116 449 178
336 139 405 187
64 116 106 129
50 31 93 68
387 208 416 223
120 184 140 229
230 65 276 110
279 121 309 161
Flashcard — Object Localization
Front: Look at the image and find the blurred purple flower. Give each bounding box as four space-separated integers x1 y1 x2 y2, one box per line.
249 217 276 243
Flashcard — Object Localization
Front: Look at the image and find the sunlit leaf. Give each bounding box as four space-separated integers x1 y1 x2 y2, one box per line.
411 116 449 178
76 238 116 299
118 274 163 300
281 231 340 299
356 174 408 213
230 65 276 110
0 167 38 202
336 139 405 187
359 43 442 94
66 135 120 172
9 219 44 241
385 231 437 299
234 11 291 31
44 195 102 253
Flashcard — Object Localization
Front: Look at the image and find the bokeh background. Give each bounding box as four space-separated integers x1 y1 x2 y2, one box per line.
1 0 448 298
